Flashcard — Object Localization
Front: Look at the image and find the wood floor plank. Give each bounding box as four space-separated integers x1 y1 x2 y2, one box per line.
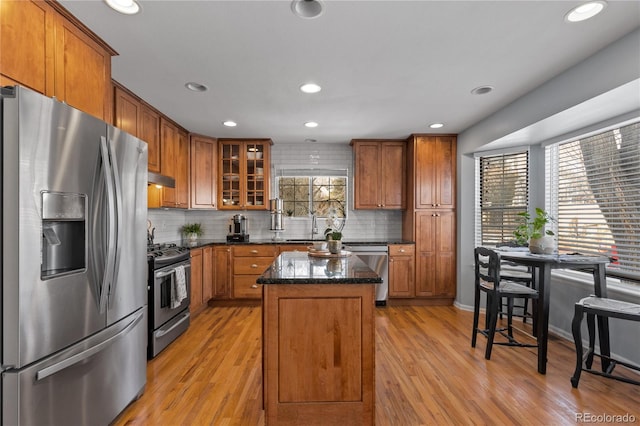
113 305 640 425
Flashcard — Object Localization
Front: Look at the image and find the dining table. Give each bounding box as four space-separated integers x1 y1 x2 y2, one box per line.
496 250 610 374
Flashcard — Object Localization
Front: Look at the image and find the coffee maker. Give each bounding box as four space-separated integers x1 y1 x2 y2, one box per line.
227 214 249 242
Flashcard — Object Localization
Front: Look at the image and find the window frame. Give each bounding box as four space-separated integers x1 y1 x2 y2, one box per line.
545 120 640 284
475 149 530 247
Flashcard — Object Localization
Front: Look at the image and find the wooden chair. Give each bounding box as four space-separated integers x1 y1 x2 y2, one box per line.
570 296 640 387
496 242 536 325
472 247 539 360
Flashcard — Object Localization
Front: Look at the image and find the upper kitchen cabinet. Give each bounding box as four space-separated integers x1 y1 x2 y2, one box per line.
113 83 161 173
351 139 406 210
218 139 272 210
409 135 456 210
190 134 217 209
1 0 115 121
148 118 189 208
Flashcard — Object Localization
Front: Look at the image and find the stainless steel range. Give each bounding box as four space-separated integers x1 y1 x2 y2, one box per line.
147 243 191 358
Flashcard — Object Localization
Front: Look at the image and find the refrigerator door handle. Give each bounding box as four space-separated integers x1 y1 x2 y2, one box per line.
98 136 117 314
107 138 124 305
34 310 144 382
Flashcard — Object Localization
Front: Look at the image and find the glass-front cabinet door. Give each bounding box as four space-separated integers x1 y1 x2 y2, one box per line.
218 139 271 210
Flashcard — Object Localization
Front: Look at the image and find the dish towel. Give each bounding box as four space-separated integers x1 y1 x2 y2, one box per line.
171 265 187 309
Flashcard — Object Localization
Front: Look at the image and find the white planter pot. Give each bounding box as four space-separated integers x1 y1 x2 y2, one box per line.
328 240 342 254
529 235 554 254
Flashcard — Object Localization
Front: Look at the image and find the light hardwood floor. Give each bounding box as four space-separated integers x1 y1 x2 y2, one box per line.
114 305 640 425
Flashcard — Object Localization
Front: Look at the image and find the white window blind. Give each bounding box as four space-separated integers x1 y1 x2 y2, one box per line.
477 151 529 246
546 121 640 282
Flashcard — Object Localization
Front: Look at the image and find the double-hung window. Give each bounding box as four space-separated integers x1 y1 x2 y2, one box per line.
475 151 529 246
546 121 640 283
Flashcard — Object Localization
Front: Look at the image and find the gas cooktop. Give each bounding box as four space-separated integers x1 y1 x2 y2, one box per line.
147 243 190 267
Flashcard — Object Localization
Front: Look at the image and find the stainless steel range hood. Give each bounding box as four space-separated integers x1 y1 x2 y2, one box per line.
148 172 175 188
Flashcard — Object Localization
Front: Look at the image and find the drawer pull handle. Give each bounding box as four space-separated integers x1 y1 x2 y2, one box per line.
399 249 405 253
250 250 258 254
251 264 258 268
251 284 259 289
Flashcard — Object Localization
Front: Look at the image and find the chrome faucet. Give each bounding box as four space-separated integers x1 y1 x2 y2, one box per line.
311 212 318 240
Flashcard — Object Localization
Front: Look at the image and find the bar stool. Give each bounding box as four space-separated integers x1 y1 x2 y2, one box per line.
571 296 640 387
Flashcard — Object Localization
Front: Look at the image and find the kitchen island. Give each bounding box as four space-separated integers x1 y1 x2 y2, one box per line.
257 251 381 426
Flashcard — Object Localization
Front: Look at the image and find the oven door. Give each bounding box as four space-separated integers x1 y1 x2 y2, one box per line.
153 260 191 328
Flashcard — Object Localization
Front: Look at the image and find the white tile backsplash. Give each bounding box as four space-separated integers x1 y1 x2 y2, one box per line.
148 142 403 244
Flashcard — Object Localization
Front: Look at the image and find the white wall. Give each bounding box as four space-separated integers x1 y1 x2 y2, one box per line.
456 29 640 364
148 142 403 244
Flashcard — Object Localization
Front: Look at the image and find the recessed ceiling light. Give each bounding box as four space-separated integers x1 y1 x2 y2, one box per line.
300 83 322 94
429 123 444 129
291 0 324 19
471 85 494 95
185 82 208 92
223 121 237 127
304 122 319 128
104 0 140 15
565 1 607 22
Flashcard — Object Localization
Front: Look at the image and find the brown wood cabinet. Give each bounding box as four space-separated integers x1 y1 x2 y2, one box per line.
263 283 375 425
0 0 115 121
213 246 231 299
190 134 217 209
351 139 406 210
231 245 277 299
190 246 215 315
413 135 456 209
149 118 189 208
402 134 457 304
218 139 272 210
388 244 415 298
113 83 161 173
415 211 455 298
190 248 203 314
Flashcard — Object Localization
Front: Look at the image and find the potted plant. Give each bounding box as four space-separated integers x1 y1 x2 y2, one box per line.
182 223 203 243
324 228 343 254
513 208 555 254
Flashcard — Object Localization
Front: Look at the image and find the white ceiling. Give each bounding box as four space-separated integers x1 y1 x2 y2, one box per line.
59 0 640 145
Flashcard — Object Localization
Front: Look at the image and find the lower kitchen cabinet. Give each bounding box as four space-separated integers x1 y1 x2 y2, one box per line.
232 245 277 299
415 210 456 299
190 248 203 314
388 244 415 298
213 245 231 299
190 246 214 314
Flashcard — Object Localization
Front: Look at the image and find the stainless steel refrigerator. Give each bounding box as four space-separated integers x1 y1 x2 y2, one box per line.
1 86 148 425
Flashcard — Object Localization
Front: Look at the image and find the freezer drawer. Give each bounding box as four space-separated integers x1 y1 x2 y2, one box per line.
2 309 147 426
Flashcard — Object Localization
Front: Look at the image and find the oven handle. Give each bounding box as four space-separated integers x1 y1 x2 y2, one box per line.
156 311 190 337
155 263 190 279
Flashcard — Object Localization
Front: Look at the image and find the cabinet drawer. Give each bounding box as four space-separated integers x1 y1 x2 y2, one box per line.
389 244 415 256
232 245 277 257
233 275 263 298
233 257 274 275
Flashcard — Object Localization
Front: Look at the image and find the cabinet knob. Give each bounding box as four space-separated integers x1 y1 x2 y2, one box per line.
251 263 258 268
251 284 259 289
251 250 258 254
399 249 405 253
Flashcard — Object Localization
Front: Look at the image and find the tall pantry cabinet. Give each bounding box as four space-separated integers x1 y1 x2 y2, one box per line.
401 135 457 303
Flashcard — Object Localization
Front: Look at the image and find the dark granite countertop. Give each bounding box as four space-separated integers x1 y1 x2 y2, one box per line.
257 251 382 285
173 238 414 249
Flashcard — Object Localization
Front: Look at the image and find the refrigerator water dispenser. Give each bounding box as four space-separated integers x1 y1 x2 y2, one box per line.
41 192 86 279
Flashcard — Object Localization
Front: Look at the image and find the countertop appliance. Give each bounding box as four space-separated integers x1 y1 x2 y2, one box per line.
227 214 249 242
343 244 389 306
1 86 148 425
147 243 191 358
